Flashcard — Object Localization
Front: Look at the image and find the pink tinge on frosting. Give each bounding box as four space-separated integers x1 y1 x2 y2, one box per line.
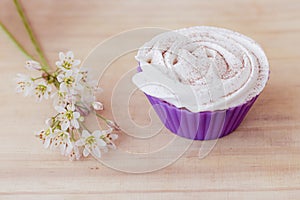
135 26 269 111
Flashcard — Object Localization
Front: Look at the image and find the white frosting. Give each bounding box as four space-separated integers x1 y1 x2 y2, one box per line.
134 26 269 112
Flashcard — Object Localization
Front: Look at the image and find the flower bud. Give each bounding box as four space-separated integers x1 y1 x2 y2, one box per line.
45 118 53 126
25 60 42 71
106 120 120 131
92 102 104 110
79 116 85 122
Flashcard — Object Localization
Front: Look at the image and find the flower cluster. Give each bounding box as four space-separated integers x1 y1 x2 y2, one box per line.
16 51 119 160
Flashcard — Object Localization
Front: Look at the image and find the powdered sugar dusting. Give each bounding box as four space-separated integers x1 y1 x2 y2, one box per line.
135 26 269 111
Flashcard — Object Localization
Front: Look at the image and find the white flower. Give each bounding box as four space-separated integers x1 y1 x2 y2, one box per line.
36 127 54 149
77 67 103 102
50 129 73 156
15 73 35 96
69 142 81 161
105 132 118 149
57 69 83 94
92 101 104 110
56 51 81 71
78 68 99 89
18 51 119 161
75 87 99 116
25 60 42 71
34 80 52 102
78 68 89 83
51 91 75 107
76 130 107 158
55 104 80 130
52 91 67 107
80 88 96 109
100 128 118 150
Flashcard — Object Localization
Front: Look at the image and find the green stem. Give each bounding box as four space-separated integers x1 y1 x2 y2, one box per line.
13 0 49 69
79 121 91 133
51 120 60 129
52 113 60 119
53 78 60 90
31 76 44 81
95 112 108 122
0 22 51 75
70 129 76 142
0 22 35 60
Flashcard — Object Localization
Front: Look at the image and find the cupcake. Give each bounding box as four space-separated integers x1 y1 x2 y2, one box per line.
133 26 269 140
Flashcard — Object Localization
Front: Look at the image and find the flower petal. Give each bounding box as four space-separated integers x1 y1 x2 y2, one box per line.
110 134 118 140
59 52 65 61
57 74 64 82
59 144 66 155
108 142 116 150
102 146 109 152
65 143 73 156
67 103 75 111
92 146 101 158
55 106 66 113
73 59 81 66
102 128 113 135
71 119 79 129
43 138 51 148
66 51 74 59
59 83 68 93
83 147 90 157
73 112 80 119
82 130 90 138
75 139 84 146
65 69 73 77
56 61 62 67
92 130 102 138
75 84 83 91
61 120 70 131
97 138 107 147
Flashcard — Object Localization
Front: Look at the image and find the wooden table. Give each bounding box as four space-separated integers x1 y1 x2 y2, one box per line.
1 0 300 199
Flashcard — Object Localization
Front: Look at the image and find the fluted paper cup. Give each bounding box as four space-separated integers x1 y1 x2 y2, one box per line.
137 66 258 140
145 93 258 140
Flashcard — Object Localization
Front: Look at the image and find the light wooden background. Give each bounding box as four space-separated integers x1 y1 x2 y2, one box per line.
1 0 300 199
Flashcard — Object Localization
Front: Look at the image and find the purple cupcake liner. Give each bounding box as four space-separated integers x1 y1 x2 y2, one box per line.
146 94 258 140
137 66 259 140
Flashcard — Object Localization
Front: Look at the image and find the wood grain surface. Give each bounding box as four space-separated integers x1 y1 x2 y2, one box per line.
1 0 300 199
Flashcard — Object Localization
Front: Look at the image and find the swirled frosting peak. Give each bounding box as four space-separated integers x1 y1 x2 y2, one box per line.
134 26 269 112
